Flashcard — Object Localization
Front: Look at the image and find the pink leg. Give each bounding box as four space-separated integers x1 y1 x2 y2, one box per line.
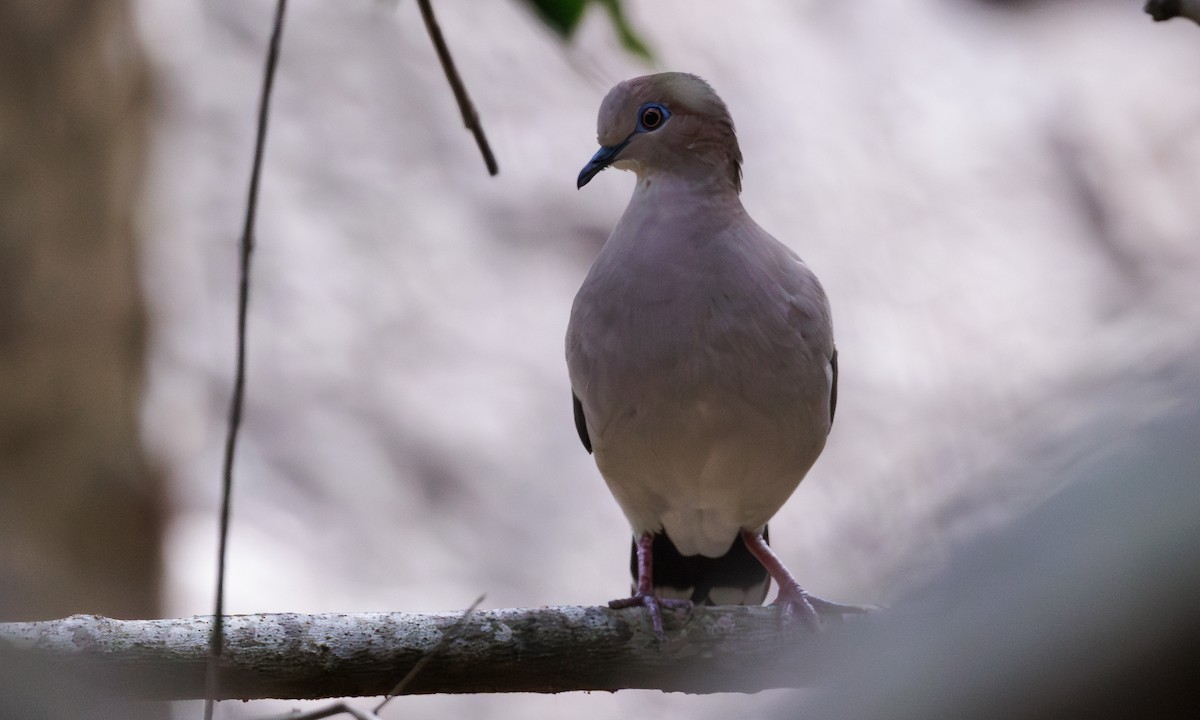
609 532 692 639
741 528 820 628
740 529 872 627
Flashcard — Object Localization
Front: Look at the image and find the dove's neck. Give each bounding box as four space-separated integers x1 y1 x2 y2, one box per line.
625 170 748 232
632 157 740 197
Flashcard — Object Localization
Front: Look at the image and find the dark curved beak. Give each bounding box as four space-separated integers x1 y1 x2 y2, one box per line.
577 137 631 189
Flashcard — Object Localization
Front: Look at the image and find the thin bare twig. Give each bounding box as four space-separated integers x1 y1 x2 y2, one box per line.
415 0 499 176
206 1 289 718
250 596 484 719
374 594 485 713
269 703 380 720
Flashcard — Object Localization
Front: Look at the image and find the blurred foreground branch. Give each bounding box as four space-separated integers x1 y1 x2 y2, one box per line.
0 605 852 699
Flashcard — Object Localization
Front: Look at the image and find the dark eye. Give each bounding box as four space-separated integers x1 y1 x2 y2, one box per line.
638 103 669 131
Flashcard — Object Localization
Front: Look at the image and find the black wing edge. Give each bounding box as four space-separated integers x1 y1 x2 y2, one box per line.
829 347 839 428
573 391 593 454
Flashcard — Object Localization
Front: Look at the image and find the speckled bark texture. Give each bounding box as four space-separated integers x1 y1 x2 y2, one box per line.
0 605 849 698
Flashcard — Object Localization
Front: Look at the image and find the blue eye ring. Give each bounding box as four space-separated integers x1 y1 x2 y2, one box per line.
636 103 670 132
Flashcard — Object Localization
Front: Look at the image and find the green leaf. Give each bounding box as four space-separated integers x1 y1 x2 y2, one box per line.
521 0 654 60
596 0 653 60
525 0 588 38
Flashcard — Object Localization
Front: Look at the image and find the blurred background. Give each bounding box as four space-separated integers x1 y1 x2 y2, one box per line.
2 0 1198 718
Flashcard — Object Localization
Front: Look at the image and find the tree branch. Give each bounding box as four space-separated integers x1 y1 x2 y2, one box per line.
0 605 856 699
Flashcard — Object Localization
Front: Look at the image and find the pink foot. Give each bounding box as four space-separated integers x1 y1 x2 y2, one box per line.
773 582 820 630
612 532 693 639
740 529 870 630
609 593 692 639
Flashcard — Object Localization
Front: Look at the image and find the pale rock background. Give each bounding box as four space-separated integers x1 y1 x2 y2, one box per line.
131 0 1200 717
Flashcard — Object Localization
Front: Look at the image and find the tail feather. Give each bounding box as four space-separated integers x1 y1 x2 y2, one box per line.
631 528 771 606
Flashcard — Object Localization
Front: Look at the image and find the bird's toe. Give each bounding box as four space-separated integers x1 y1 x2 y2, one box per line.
609 593 693 639
774 584 821 631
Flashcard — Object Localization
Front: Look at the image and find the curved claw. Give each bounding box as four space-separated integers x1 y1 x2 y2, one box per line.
774 584 821 631
610 593 693 639
740 528 870 631
807 596 875 617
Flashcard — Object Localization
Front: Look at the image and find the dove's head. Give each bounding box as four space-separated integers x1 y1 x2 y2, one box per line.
577 72 742 192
